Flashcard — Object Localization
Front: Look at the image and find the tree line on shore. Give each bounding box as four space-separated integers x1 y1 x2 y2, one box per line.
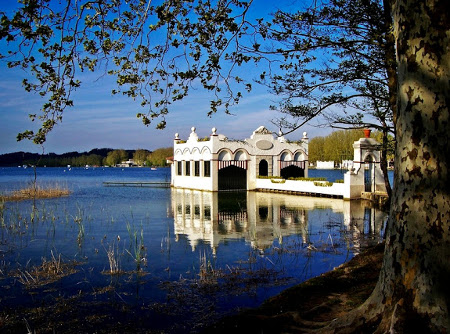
308 129 395 165
0 147 173 167
1 129 395 167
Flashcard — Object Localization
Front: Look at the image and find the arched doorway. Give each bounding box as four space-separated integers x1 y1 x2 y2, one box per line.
259 160 268 177
218 150 247 190
364 155 374 192
218 165 247 190
280 151 305 179
281 165 305 179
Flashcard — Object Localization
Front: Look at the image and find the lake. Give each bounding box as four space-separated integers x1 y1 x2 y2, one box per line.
0 167 389 333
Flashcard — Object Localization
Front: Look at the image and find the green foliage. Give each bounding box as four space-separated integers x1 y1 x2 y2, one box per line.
25 153 104 167
308 129 364 163
308 137 326 163
146 147 173 167
133 149 150 166
105 149 128 166
287 177 327 182
1 0 256 144
313 181 333 187
259 0 396 139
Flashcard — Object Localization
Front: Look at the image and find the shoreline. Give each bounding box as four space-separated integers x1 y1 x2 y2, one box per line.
204 242 385 333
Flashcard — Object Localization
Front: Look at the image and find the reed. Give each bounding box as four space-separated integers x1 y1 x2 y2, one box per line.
198 251 218 283
126 222 147 272
14 251 78 288
0 185 70 202
103 238 123 275
72 205 86 248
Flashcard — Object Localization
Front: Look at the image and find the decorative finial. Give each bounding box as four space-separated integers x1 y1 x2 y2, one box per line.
175 133 179 140
211 127 217 135
303 132 308 138
191 127 196 133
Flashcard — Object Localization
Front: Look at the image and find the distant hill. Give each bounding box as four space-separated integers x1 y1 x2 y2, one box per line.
0 149 137 167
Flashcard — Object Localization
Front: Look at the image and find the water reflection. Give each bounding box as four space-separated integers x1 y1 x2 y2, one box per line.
171 189 387 255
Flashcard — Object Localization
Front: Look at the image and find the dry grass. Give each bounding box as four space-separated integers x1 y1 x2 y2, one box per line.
13 251 79 289
0 185 70 202
102 239 124 275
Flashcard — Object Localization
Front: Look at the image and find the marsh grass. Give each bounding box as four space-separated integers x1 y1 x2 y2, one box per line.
72 205 87 248
13 251 79 289
194 250 290 295
125 222 147 272
0 185 70 202
103 238 124 275
153 251 291 331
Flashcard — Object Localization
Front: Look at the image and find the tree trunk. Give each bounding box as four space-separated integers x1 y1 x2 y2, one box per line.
375 0 450 330
325 0 450 332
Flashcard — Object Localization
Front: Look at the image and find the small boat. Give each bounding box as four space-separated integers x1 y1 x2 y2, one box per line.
151 167 157 171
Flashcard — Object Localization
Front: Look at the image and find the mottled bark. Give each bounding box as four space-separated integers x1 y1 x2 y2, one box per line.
322 0 450 332
377 0 450 330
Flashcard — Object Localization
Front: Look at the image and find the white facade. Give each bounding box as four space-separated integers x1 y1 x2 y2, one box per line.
171 126 309 191
171 127 387 200
241 135 388 200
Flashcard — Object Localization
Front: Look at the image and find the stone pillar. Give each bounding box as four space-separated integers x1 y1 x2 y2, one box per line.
344 135 387 199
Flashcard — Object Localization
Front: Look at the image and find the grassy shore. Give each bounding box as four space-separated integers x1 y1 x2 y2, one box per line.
203 242 385 333
0 186 70 202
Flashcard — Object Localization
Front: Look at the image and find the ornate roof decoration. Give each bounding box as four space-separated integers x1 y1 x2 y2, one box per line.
253 126 272 135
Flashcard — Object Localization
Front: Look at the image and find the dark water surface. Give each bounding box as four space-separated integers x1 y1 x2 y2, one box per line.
0 167 388 333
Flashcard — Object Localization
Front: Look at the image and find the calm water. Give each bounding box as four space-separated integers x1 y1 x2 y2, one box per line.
0 167 388 333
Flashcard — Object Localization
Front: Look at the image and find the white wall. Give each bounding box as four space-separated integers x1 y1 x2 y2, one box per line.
255 178 346 197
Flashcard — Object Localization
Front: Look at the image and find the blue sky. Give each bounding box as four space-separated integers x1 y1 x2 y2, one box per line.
0 66 332 154
0 0 332 155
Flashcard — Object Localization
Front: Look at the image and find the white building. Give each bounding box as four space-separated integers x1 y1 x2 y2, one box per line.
341 160 354 169
171 126 309 191
171 126 387 201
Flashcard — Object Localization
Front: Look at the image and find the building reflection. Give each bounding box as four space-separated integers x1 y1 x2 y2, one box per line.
171 189 387 255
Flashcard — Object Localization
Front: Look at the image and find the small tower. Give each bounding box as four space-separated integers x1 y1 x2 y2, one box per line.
344 130 387 199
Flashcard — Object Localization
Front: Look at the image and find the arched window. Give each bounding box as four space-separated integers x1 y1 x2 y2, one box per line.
235 150 247 161
294 152 305 161
259 159 268 176
280 152 290 161
218 150 231 161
